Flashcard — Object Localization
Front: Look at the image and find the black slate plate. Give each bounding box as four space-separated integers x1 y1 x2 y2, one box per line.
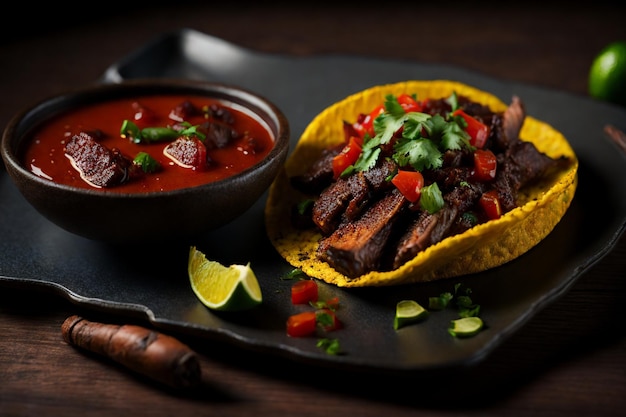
2 29 626 373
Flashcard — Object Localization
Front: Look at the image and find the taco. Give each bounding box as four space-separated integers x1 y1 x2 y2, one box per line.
265 80 578 287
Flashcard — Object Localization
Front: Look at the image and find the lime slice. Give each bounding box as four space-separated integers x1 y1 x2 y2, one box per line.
188 246 262 311
394 300 428 329
448 316 484 337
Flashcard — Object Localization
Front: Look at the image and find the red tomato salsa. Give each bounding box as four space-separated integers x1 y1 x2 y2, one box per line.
22 95 275 193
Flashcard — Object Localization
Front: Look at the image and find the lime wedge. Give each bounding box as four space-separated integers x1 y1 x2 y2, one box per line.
188 246 262 311
394 300 428 329
448 316 484 337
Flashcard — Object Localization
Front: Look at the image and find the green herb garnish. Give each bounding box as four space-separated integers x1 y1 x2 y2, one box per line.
348 93 473 175
317 338 341 355
419 182 444 214
120 120 205 144
133 152 161 173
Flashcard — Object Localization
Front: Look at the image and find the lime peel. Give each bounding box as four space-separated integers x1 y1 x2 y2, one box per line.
588 41 626 107
188 246 262 312
448 316 484 337
394 300 428 330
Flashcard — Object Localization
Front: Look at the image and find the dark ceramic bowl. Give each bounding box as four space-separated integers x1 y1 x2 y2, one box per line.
1 79 289 243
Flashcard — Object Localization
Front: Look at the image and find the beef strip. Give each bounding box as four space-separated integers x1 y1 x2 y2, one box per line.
311 159 398 235
393 181 486 268
311 171 369 235
501 96 525 144
495 140 568 211
290 144 342 194
292 95 571 278
317 189 407 277
491 95 525 152
64 131 137 188
200 121 240 149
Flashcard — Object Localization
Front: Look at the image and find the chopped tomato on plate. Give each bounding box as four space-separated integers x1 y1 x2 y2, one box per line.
286 311 318 337
291 279 318 305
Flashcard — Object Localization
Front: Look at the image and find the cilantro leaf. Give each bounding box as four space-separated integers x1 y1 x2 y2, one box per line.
374 112 406 146
347 90 473 177
401 112 432 139
421 114 448 142
180 124 206 141
393 137 442 171
383 94 406 116
441 120 472 150
446 91 459 112
350 143 381 174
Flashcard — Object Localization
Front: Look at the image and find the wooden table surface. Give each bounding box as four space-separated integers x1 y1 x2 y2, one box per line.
1 4 625 417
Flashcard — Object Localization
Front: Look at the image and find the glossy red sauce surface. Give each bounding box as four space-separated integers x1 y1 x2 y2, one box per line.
22 95 275 193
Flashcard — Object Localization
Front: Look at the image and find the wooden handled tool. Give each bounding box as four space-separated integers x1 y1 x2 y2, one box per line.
62 315 202 389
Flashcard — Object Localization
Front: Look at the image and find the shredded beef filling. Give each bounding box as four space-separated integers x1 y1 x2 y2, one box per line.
290 95 571 278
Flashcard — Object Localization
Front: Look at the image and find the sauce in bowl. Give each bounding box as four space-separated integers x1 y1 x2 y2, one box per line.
23 95 275 193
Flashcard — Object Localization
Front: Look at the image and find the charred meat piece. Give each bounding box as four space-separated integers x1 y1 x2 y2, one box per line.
205 103 236 124
490 95 525 152
290 144 343 194
169 100 201 123
363 158 397 191
422 97 453 116
64 131 137 188
393 210 440 268
169 101 239 149
200 121 240 149
317 189 407 278
495 140 568 211
393 181 485 268
312 171 369 235
312 159 399 235
163 136 209 170
501 96 526 144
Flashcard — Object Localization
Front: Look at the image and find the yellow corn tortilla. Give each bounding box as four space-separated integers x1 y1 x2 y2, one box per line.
265 80 578 287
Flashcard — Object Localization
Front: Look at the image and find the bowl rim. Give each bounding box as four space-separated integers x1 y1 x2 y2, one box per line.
1 78 290 199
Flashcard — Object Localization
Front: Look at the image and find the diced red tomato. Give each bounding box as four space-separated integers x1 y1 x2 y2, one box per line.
286 311 318 337
391 170 424 203
472 149 497 182
325 296 340 310
479 190 502 220
332 136 362 179
397 94 422 113
452 109 490 148
360 104 385 138
291 280 318 305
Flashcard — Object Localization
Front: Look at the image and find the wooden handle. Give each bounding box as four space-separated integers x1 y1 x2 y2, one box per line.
62 315 201 389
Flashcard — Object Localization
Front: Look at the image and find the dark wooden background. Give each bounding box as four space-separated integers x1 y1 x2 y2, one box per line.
1 3 625 416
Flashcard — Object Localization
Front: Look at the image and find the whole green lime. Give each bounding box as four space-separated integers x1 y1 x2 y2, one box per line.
588 41 626 107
